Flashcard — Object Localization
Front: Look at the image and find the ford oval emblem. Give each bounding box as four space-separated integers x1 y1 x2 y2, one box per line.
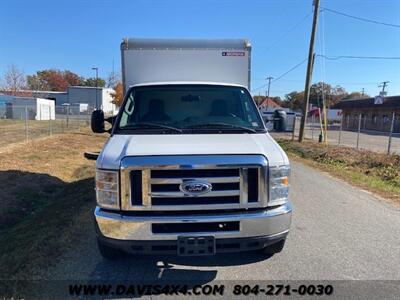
180 180 212 196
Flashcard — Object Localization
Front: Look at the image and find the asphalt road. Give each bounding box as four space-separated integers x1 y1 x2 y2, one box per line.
39 161 400 297
272 128 400 154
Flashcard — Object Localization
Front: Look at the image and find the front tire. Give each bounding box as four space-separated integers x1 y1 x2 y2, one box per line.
97 239 124 260
262 239 286 255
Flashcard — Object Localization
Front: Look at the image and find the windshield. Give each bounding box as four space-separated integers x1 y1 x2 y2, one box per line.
117 85 265 134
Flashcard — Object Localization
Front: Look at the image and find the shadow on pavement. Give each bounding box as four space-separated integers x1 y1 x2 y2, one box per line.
89 250 272 281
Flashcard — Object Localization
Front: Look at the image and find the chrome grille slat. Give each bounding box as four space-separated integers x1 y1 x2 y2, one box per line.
150 168 241 206
150 176 240 184
151 190 240 198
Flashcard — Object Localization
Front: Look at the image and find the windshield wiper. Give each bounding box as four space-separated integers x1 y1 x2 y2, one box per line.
185 123 257 133
120 122 183 133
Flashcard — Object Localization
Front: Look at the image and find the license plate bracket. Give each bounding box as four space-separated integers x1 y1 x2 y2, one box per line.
177 236 216 256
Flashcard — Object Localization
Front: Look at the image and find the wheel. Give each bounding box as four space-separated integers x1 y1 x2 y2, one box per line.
97 239 124 260
262 239 286 255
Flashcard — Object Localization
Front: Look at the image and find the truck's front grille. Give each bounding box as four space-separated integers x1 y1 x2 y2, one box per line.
120 155 268 211
149 168 241 206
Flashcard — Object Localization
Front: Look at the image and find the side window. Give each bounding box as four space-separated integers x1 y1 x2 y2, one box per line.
119 93 135 126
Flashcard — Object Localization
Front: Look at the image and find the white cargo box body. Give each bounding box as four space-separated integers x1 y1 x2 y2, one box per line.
121 38 251 92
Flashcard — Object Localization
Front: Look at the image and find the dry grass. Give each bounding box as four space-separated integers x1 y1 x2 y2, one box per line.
278 139 400 206
0 118 88 147
0 131 107 278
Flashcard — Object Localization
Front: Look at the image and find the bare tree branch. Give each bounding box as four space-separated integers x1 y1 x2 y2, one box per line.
3 64 26 95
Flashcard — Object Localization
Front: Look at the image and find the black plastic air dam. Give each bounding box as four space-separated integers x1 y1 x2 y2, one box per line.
152 221 240 234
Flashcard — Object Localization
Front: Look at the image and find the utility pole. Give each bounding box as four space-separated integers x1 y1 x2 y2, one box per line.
298 0 320 142
361 88 365 97
379 81 389 96
266 76 273 98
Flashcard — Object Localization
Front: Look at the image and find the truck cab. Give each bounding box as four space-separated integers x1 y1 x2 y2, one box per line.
92 39 292 258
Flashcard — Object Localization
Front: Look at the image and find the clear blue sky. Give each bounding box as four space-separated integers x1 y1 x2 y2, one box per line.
1 0 399 98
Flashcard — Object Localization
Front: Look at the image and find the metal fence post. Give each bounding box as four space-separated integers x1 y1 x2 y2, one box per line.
61 113 64 133
291 116 296 141
25 105 28 142
338 114 343 145
48 105 52 135
78 107 81 131
356 113 361 149
66 106 69 129
311 114 315 140
387 112 395 155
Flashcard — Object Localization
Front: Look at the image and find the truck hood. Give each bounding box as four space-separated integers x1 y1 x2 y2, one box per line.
96 133 289 169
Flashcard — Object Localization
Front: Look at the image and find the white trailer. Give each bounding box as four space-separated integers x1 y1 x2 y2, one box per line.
120 38 251 93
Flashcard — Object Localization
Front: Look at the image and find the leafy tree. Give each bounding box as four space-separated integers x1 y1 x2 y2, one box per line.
309 82 348 108
27 69 84 91
284 91 305 111
38 70 66 91
110 82 124 106
27 74 47 90
343 91 370 100
83 77 106 87
281 82 349 111
64 70 84 86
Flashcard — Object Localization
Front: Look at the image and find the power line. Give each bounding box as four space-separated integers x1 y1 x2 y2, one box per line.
252 54 399 93
272 58 308 83
322 7 400 29
317 54 400 60
330 81 379 86
269 78 380 85
264 11 313 52
251 57 308 92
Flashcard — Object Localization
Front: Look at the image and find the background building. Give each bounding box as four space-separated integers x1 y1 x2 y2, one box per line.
67 86 116 113
0 95 55 120
258 97 282 113
334 96 400 133
32 86 117 114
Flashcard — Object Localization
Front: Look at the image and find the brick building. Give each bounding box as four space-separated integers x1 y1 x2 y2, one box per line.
334 96 400 133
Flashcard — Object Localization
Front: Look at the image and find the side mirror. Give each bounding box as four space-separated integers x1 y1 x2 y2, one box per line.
91 110 106 133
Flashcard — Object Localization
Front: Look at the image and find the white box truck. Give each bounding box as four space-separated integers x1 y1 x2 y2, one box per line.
91 38 292 259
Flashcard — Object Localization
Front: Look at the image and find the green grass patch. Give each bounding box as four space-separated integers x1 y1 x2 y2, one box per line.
277 139 400 203
0 178 95 279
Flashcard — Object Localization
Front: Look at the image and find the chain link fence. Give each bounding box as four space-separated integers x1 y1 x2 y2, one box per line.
270 113 400 155
0 104 95 148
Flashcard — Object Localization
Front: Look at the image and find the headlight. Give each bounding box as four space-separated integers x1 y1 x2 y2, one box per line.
269 165 290 206
96 169 119 209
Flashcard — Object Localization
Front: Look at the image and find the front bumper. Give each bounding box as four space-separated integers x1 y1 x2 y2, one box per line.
97 231 289 255
95 202 292 244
